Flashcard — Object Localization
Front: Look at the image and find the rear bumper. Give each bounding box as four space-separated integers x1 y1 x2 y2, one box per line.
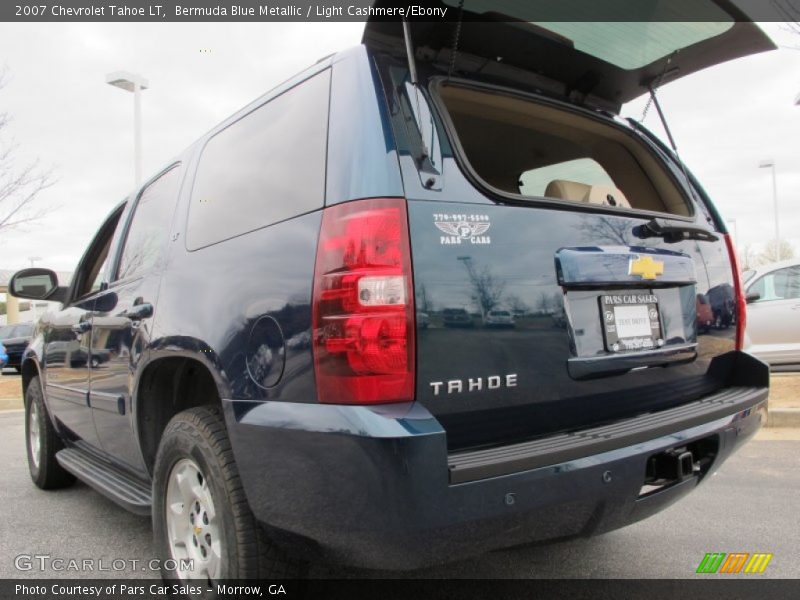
223 358 768 570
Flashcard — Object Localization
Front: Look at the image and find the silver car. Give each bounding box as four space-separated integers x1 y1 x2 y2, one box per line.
483 309 515 328
743 258 800 370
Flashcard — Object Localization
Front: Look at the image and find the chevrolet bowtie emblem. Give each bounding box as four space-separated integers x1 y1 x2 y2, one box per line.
629 255 665 280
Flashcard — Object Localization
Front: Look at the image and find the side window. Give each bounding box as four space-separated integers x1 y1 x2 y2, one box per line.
186 69 330 250
88 254 111 294
116 165 182 281
73 205 126 300
751 267 800 302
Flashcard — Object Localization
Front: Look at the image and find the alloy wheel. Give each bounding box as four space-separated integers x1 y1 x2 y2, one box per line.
165 458 222 581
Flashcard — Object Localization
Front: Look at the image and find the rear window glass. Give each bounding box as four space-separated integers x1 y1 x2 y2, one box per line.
527 22 733 70
438 84 690 216
187 69 330 250
117 167 182 281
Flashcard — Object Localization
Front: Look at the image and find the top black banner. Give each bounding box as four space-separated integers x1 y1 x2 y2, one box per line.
2 0 799 22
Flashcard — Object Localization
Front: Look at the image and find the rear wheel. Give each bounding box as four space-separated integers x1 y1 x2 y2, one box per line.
25 376 75 489
152 406 308 582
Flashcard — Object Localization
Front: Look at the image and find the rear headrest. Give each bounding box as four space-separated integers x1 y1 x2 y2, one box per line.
586 184 631 208
544 180 591 202
544 180 630 209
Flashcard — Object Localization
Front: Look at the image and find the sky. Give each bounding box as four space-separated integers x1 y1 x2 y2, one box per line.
0 21 798 276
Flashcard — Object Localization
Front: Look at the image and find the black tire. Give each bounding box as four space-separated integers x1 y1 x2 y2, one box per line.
25 376 75 489
153 406 308 582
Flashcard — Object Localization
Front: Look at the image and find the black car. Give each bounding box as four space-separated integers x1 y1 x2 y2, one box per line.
9 8 772 582
0 322 34 372
441 307 474 327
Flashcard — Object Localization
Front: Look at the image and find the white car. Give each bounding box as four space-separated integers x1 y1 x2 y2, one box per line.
743 258 800 370
483 309 515 328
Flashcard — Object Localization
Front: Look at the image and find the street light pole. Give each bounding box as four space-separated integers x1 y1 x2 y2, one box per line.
758 159 779 251
133 79 143 185
106 71 149 186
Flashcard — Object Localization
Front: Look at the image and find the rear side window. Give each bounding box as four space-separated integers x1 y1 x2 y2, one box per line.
187 69 331 250
117 166 182 281
437 83 690 216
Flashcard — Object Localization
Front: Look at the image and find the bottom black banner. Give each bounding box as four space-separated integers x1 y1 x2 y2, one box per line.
2 579 800 600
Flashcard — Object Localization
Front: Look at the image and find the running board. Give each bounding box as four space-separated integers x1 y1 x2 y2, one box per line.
56 448 152 515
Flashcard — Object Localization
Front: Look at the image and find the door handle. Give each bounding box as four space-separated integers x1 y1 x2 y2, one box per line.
121 302 153 321
71 321 92 335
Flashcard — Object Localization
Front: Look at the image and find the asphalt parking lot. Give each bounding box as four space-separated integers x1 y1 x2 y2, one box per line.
0 408 798 580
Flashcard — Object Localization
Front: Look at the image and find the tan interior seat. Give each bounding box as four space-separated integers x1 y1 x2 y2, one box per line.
544 179 631 209
585 184 631 208
544 179 590 203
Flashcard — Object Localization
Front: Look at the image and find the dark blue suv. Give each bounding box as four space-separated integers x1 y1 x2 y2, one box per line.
9 8 773 581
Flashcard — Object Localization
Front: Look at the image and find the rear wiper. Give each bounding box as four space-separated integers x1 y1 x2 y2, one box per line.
634 217 719 243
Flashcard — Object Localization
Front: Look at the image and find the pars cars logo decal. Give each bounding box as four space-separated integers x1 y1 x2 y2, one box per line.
433 213 491 245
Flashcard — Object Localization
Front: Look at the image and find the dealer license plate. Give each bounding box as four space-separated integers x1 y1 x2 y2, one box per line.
601 293 663 353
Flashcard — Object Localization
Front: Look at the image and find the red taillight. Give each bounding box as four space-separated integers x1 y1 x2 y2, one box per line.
724 233 746 350
312 198 415 404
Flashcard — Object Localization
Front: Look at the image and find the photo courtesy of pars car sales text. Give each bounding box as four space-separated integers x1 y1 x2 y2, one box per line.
1 0 799 598
14 584 285 596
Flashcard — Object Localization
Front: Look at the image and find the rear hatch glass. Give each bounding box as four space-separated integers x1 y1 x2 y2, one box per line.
523 21 733 69
435 82 691 216
364 1 775 111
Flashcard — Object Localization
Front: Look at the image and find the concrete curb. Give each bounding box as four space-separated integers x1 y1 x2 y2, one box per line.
766 408 800 429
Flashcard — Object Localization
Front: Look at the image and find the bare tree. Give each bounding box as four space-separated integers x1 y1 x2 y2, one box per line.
756 239 795 265
505 294 529 316
471 267 504 315
457 256 504 315
577 215 634 245
535 291 559 315
740 243 758 270
0 69 55 233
